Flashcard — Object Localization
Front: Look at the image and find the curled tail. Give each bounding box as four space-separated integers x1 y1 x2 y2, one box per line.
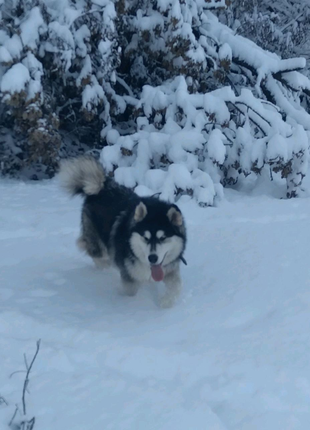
59 156 105 196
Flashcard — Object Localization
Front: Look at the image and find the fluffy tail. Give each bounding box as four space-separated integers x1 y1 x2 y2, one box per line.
59 156 105 196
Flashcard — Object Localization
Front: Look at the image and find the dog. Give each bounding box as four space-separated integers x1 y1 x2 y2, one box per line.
59 156 187 308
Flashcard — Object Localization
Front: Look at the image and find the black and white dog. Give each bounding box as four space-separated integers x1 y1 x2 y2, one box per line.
59 156 187 307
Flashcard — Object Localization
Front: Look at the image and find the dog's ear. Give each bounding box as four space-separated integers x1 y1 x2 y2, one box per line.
167 205 183 227
134 202 147 222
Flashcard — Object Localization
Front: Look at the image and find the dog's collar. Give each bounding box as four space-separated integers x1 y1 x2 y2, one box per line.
180 256 187 265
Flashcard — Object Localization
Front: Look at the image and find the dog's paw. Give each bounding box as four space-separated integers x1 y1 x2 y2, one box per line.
93 257 111 269
159 295 175 309
122 282 139 297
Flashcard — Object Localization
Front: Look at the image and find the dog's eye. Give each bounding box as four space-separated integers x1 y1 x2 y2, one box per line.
159 236 166 242
143 231 151 242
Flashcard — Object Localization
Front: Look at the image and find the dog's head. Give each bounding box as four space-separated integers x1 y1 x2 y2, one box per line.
129 200 186 279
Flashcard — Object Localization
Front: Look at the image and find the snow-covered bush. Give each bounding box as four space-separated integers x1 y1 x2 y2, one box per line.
0 0 119 178
219 1 310 117
101 5 310 205
1 0 310 205
221 0 310 62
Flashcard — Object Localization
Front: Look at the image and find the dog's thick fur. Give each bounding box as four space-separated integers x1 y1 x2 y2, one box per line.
59 156 187 308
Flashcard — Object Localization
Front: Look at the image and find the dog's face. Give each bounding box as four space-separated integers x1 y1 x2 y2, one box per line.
129 202 185 267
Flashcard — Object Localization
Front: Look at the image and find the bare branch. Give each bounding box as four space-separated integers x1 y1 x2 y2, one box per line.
9 404 19 427
0 395 8 406
22 340 41 416
228 102 267 137
235 101 272 128
9 370 27 379
281 11 304 32
21 416 35 430
23 354 29 371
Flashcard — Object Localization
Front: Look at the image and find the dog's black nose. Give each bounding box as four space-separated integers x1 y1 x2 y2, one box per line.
148 254 158 264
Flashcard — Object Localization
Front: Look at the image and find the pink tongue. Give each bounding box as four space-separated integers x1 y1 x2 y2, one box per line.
151 265 164 282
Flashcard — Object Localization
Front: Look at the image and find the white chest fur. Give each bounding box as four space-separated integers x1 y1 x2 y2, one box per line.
125 259 152 282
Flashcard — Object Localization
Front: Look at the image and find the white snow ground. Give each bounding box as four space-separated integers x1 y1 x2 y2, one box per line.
1 174 310 430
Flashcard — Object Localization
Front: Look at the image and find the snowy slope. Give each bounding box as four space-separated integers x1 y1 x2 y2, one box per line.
1 176 310 429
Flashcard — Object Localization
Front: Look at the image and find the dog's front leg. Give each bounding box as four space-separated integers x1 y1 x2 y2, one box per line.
121 271 140 297
161 266 182 308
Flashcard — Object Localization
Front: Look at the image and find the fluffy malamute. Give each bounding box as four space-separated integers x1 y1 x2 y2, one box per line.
59 156 187 308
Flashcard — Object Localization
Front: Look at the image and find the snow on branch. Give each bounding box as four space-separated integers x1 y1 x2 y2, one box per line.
202 0 227 10
102 74 308 205
201 12 309 87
